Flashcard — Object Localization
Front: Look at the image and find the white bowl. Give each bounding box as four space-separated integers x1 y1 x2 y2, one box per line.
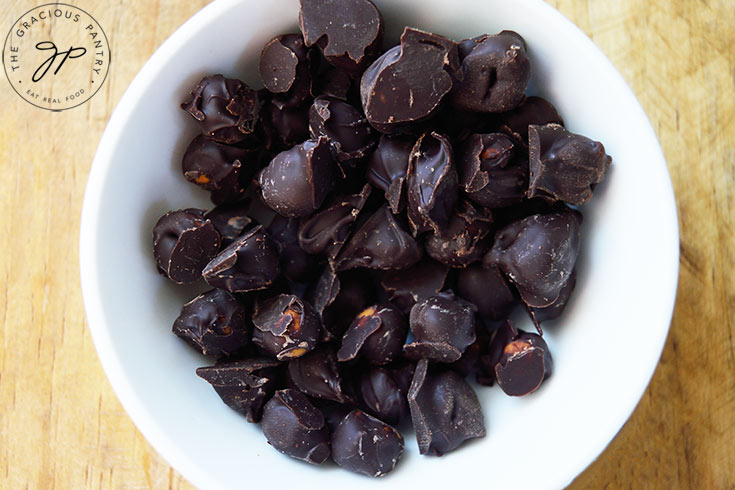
80 0 679 488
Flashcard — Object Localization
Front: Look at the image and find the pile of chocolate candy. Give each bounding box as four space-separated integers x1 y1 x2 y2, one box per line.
152 0 611 477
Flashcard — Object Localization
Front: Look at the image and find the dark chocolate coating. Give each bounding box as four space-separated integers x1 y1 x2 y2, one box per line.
261 99 311 150
425 199 493 267
261 389 331 464
317 269 379 341
299 0 383 75
498 96 564 146
181 135 258 205
309 96 376 165
359 367 408 425
407 359 486 455
196 358 280 422
312 399 354 433
483 210 582 308
259 137 335 217
172 289 249 357
528 268 576 330
204 201 254 246
458 133 528 208
252 294 321 360
366 134 415 213
308 49 355 100
287 344 348 402
406 132 458 235
491 196 558 230
152 209 221 284
267 215 320 284
259 34 311 105
334 204 422 271
360 28 460 133
381 259 449 314
456 264 517 321
337 305 407 365
298 184 371 261
389 361 417 394
240 182 280 227
451 323 491 377
181 74 260 144
202 225 280 292
331 410 404 477
457 36 481 59
478 320 517 386
434 105 500 143
404 291 477 363
528 123 612 205
310 267 341 316
451 31 530 113
495 331 553 396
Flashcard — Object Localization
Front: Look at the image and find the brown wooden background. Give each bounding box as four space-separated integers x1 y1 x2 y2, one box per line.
1 0 733 488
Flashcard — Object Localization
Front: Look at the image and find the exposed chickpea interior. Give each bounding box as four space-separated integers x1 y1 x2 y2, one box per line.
503 339 531 357
283 347 307 358
285 307 302 331
357 306 378 318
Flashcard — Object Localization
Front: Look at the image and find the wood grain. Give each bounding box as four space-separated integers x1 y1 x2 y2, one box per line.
0 0 733 488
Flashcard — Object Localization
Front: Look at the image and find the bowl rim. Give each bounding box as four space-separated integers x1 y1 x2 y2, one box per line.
79 0 679 488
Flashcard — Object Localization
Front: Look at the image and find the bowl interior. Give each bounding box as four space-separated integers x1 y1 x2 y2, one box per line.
80 0 679 488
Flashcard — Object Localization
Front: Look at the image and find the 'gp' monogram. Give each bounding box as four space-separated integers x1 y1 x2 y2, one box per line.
31 41 86 82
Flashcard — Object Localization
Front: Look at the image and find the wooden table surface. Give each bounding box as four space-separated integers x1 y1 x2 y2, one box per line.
1 0 733 488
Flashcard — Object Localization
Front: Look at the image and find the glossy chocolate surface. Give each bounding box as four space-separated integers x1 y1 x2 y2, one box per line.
498 96 563 146
204 201 254 246
380 259 449 314
181 135 259 205
528 123 612 205
335 205 422 271
408 359 486 455
494 331 553 396
404 291 477 363
425 199 493 267
252 294 321 360
309 96 376 165
259 137 335 217
267 215 320 284
458 132 528 208
261 99 311 150
528 268 576 330
173 289 250 357
259 34 311 105
196 358 280 422
361 28 459 133
287 344 349 402
359 367 409 425
484 210 582 308
298 184 371 261
299 0 383 75
451 31 530 113
181 74 260 144
152 208 220 284
406 132 458 235
366 134 415 213
456 264 517 321
331 410 404 477
261 389 331 464
338 305 407 365
202 225 280 292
